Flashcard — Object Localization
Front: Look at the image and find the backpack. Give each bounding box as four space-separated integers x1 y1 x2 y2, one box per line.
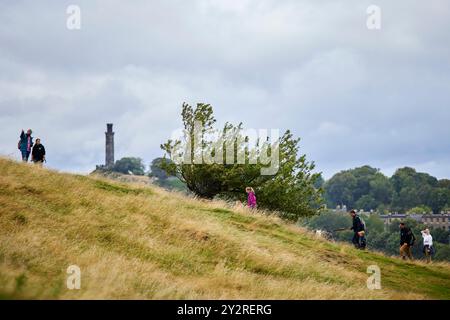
359 216 366 232
410 231 416 246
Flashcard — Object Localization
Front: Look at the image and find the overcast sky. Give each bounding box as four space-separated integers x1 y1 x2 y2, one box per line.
1 0 449 179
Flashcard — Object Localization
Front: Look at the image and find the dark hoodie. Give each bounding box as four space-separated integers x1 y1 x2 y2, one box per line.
351 215 365 233
400 227 416 246
32 143 46 162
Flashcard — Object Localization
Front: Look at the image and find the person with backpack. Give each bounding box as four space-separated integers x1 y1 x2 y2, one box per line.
246 187 257 209
421 228 434 263
31 138 46 165
399 222 416 260
349 210 366 250
18 129 33 162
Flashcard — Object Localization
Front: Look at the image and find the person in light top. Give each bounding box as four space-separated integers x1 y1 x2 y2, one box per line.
421 228 434 263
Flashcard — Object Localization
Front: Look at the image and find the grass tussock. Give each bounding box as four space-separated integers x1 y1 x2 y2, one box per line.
0 157 450 299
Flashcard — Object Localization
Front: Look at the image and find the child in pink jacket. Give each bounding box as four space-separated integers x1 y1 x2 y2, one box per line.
246 187 257 209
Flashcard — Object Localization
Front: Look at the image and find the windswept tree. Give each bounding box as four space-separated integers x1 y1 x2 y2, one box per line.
160 102 323 220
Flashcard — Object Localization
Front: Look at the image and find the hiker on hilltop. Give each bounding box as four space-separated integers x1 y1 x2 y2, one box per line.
421 228 434 263
31 138 46 166
246 187 257 209
399 222 416 260
18 129 33 162
349 210 366 249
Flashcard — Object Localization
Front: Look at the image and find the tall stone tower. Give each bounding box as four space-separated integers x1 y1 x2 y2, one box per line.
105 123 115 168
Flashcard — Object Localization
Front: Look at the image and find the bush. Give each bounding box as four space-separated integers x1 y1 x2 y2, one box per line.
112 157 146 175
407 205 432 214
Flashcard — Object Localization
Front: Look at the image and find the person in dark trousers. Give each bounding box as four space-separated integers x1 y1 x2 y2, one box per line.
399 222 416 260
31 138 46 165
18 129 33 162
349 210 366 249
421 228 434 263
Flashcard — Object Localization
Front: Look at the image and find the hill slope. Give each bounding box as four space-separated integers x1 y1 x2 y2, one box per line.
1 158 450 299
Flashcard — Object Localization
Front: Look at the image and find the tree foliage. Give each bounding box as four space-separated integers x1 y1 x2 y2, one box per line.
149 157 172 180
324 166 450 214
161 102 323 220
112 157 146 175
407 205 433 215
390 167 450 213
149 157 187 192
324 166 392 211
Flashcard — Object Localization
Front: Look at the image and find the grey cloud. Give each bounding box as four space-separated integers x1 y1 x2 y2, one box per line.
0 0 449 180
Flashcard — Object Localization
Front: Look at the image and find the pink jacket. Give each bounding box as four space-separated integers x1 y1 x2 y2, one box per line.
247 192 257 208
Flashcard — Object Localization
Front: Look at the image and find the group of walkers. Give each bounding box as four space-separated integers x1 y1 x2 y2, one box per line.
18 129 46 165
348 209 435 263
399 223 434 263
246 189 435 262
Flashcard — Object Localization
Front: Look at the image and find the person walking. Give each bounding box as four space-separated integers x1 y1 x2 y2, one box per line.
18 129 33 162
399 223 416 260
31 138 46 165
349 210 366 249
246 187 257 209
421 228 434 263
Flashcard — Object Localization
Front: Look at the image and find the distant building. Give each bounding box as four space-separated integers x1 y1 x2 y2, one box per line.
379 213 450 230
330 205 450 231
421 214 450 230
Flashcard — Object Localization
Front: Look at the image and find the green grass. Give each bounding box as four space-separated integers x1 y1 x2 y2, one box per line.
93 180 153 196
1 157 450 299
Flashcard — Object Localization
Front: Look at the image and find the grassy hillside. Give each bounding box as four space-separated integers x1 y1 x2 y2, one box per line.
1 158 450 300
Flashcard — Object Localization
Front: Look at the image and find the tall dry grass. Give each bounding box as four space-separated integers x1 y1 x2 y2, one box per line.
1 158 449 299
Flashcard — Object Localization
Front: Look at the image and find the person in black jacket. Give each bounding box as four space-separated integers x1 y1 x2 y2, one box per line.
349 210 366 249
31 138 46 165
399 223 415 260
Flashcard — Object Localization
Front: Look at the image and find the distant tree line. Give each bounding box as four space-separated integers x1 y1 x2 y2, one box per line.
322 166 450 214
